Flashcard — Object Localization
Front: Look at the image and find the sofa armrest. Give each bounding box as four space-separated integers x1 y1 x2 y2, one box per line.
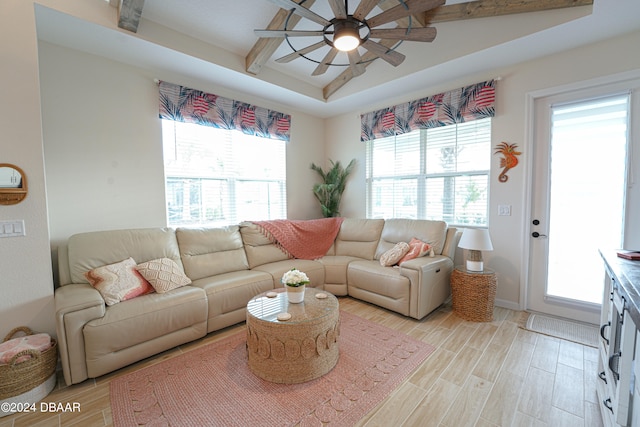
442 227 462 260
55 284 106 385
400 256 454 319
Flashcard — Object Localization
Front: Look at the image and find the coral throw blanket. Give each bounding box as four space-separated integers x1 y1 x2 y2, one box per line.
252 218 344 260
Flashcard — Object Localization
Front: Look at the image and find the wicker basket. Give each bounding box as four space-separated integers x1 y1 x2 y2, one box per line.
451 268 497 322
0 327 58 400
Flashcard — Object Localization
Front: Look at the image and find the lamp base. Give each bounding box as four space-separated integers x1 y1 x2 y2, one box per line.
466 260 484 272
466 249 484 272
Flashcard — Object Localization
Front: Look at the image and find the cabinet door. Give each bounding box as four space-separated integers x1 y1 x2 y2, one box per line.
600 265 614 351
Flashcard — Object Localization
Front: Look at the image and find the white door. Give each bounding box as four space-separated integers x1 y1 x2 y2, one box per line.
528 85 631 324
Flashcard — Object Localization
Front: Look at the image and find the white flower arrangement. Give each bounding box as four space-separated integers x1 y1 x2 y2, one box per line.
281 268 310 287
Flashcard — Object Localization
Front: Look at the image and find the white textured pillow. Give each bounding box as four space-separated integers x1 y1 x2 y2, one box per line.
85 257 154 306
135 258 192 293
379 242 411 267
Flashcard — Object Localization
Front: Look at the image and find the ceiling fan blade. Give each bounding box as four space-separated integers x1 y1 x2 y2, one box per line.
312 48 339 76
327 0 347 19
353 0 379 21
347 50 366 77
366 0 445 28
369 27 437 42
265 0 331 26
361 40 405 66
254 29 325 38
277 41 327 63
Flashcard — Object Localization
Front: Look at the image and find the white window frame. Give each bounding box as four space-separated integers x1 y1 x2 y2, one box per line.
162 119 287 227
365 118 491 226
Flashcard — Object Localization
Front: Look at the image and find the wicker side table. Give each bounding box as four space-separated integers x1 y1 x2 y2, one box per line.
450 266 497 322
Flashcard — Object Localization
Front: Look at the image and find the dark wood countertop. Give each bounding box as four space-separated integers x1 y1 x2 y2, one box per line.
601 250 640 327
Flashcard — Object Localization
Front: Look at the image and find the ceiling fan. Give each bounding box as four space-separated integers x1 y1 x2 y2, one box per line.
254 0 444 77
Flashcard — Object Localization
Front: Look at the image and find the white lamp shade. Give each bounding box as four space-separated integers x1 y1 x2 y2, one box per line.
458 228 493 251
459 228 493 271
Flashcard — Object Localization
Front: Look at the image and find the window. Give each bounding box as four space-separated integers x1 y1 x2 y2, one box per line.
162 120 286 227
366 118 491 226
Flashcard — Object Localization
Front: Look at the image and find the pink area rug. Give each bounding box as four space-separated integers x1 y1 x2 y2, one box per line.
110 311 435 427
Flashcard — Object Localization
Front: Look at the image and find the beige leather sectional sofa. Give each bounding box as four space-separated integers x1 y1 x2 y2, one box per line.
54 218 461 385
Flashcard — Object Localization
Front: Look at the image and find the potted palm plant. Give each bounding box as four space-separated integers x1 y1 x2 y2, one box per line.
310 159 355 218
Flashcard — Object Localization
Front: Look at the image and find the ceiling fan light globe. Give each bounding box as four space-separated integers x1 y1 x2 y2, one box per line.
334 34 360 51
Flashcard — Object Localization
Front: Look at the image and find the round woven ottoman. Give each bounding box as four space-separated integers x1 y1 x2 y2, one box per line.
246 288 340 384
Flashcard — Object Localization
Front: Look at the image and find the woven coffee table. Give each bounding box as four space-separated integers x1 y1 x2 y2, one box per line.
246 288 340 384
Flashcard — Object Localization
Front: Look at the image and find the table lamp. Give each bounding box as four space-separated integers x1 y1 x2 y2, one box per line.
458 228 493 272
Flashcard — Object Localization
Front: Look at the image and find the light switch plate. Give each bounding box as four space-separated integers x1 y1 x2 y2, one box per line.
498 205 511 216
0 220 26 237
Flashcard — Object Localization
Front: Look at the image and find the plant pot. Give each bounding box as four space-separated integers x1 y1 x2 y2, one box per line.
286 285 305 303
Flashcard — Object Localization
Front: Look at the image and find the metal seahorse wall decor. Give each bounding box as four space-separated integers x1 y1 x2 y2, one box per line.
494 142 521 183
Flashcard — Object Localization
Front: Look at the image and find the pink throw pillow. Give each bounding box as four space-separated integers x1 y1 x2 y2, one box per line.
398 238 431 264
85 257 154 306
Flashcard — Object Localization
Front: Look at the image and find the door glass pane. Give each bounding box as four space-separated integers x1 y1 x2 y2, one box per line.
547 95 629 304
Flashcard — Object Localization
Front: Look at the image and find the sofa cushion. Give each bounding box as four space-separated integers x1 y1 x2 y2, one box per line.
191 270 274 331
333 218 385 259
347 260 411 302
379 242 410 267
135 258 192 293
239 222 290 269
177 226 249 279
252 259 325 289
84 257 154 306
65 228 182 285
375 219 447 259
83 286 207 376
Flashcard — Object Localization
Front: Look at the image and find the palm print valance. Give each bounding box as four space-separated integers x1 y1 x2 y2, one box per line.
158 81 291 142
361 80 496 142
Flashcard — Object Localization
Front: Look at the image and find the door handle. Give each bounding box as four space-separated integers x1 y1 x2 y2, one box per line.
600 321 610 345
531 231 547 238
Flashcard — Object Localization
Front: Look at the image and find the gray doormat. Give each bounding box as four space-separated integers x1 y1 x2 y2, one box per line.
525 313 598 348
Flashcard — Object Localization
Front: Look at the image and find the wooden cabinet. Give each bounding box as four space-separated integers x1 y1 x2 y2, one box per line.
599 253 639 426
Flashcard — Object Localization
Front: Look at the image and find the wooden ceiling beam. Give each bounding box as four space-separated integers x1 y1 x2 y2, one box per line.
246 0 316 75
423 0 593 24
117 0 146 33
324 0 592 99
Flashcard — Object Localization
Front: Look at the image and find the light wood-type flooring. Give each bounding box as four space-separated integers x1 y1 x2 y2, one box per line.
1 297 603 427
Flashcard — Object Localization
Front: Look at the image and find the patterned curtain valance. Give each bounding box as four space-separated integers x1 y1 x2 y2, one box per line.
360 80 496 142
158 81 291 142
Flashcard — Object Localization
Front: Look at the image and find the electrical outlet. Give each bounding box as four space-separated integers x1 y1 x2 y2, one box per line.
498 205 511 216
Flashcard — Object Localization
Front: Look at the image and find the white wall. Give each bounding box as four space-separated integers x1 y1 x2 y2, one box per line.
327 30 640 309
0 1 56 338
38 41 326 278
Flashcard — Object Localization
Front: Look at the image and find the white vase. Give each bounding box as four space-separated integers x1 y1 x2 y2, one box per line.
286 284 305 303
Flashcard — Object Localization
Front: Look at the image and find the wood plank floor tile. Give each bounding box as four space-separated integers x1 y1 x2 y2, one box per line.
440 375 492 427
480 370 524 426
517 366 556 423
472 343 509 382
0 298 603 427
440 345 482 386
552 363 585 417
530 335 560 374
402 379 460 427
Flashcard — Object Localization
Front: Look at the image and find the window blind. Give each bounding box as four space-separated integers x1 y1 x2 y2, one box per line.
163 120 287 227
367 118 491 225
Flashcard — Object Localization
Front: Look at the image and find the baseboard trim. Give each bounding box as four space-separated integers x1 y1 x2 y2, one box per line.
495 298 521 311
